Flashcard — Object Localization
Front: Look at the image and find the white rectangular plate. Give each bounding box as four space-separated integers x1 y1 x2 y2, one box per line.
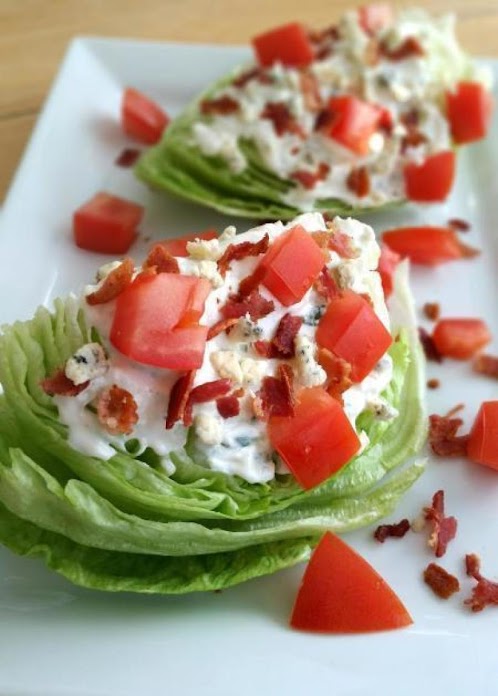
1 38 497 696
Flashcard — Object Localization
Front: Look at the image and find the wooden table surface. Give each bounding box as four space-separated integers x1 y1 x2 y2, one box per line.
1 0 497 202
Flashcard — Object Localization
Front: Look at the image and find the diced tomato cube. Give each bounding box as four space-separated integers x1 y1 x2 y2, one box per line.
403 151 455 201
252 22 314 68
467 401 498 470
358 4 394 35
316 290 392 382
110 273 210 370
446 82 493 145
268 387 361 489
432 319 491 360
381 226 478 266
73 192 143 254
324 96 384 155
121 88 169 145
256 225 324 306
156 229 218 257
378 244 400 298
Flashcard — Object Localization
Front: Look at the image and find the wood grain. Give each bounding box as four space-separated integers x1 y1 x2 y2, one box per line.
1 0 497 200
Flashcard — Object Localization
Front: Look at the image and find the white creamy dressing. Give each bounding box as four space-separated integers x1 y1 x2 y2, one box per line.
55 213 395 484
190 9 490 209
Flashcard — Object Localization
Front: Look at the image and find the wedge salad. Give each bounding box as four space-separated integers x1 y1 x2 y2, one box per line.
136 6 493 219
0 213 426 593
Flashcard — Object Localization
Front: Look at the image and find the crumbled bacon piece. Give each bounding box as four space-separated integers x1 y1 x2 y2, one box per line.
314 107 336 132
346 166 370 198
423 302 440 322
260 102 305 138
400 109 419 130
97 384 138 436
380 36 425 61
115 148 141 167
308 25 340 44
445 403 465 419
318 348 352 402
254 314 303 359
424 490 457 558
314 267 341 301
429 414 469 457
143 244 179 274
254 364 295 420
200 95 239 115
232 67 273 88
448 217 470 232
207 317 239 341
221 290 274 321
312 230 357 259
237 267 266 298
374 518 410 543
464 554 498 612
473 354 498 379
424 563 460 599
184 378 232 426
41 369 89 397
291 162 330 190
216 394 240 419
427 378 440 390
299 72 323 112
165 371 196 429
217 234 269 277
86 258 134 306
418 327 443 363
401 129 427 152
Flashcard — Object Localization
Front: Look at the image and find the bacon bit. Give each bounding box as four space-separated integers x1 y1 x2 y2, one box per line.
97 385 138 436
346 166 370 198
115 148 141 167
254 364 295 420
457 239 480 259
448 217 471 232
200 95 239 115
327 230 358 259
429 414 469 457
424 490 457 558
291 162 330 190
207 317 239 341
217 234 269 277
143 244 179 274
445 403 465 419
221 290 274 321
314 45 334 61
314 108 337 133
41 369 89 397
273 314 304 358
464 554 498 612
427 378 440 390
473 354 498 379
216 394 240 419
380 36 425 61
184 378 232 426
374 518 411 543
418 327 443 363
300 72 323 112
423 302 440 322
261 102 305 138
165 371 196 429
308 25 340 44
237 266 266 298
86 258 134 306
232 67 273 88
401 129 427 151
424 563 460 599
400 108 419 129
318 348 352 402
253 340 276 358
314 267 341 301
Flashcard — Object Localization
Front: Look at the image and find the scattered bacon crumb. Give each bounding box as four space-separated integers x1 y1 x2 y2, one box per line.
400 108 419 130
207 317 239 341
401 129 427 152
165 371 196 429
314 267 341 301
424 563 460 599
423 302 440 322
312 230 357 259
291 162 330 190
448 217 471 232
380 36 425 61
143 244 179 274
216 394 240 419
318 348 352 402
314 107 336 133
253 364 295 420
221 290 275 321
424 490 457 558
217 234 269 277
429 414 469 457
374 518 411 543
308 25 340 44
232 67 273 88
254 314 303 359
346 166 370 198
427 378 440 390
97 384 138 436
200 95 239 115
115 148 141 168
41 369 89 397
473 354 498 379
261 102 305 138
445 403 465 419
464 554 498 612
184 378 232 426
86 258 134 306
237 266 266 298
418 327 443 363
300 71 323 112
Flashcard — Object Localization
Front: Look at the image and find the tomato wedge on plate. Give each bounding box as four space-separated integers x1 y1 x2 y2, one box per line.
291 532 413 633
382 226 478 266
121 88 170 145
157 229 218 257
432 318 491 359
252 22 314 68
467 401 498 470
403 151 455 201
446 82 493 144
73 192 144 254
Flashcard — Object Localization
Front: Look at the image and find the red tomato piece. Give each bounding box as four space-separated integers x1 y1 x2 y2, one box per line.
110 273 210 370
432 319 491 360
382 226 478 266
446 82 493 145
403 151 455 201
378 244 400 298
316 290 392 382
290 532 413 633
325 96 383 155
252 22 314 68
358 4 394 34
157 229 218 257
121 88 169 145
256 225 324 306
73 192 143 255
268 387 360 489
467 401 498 470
